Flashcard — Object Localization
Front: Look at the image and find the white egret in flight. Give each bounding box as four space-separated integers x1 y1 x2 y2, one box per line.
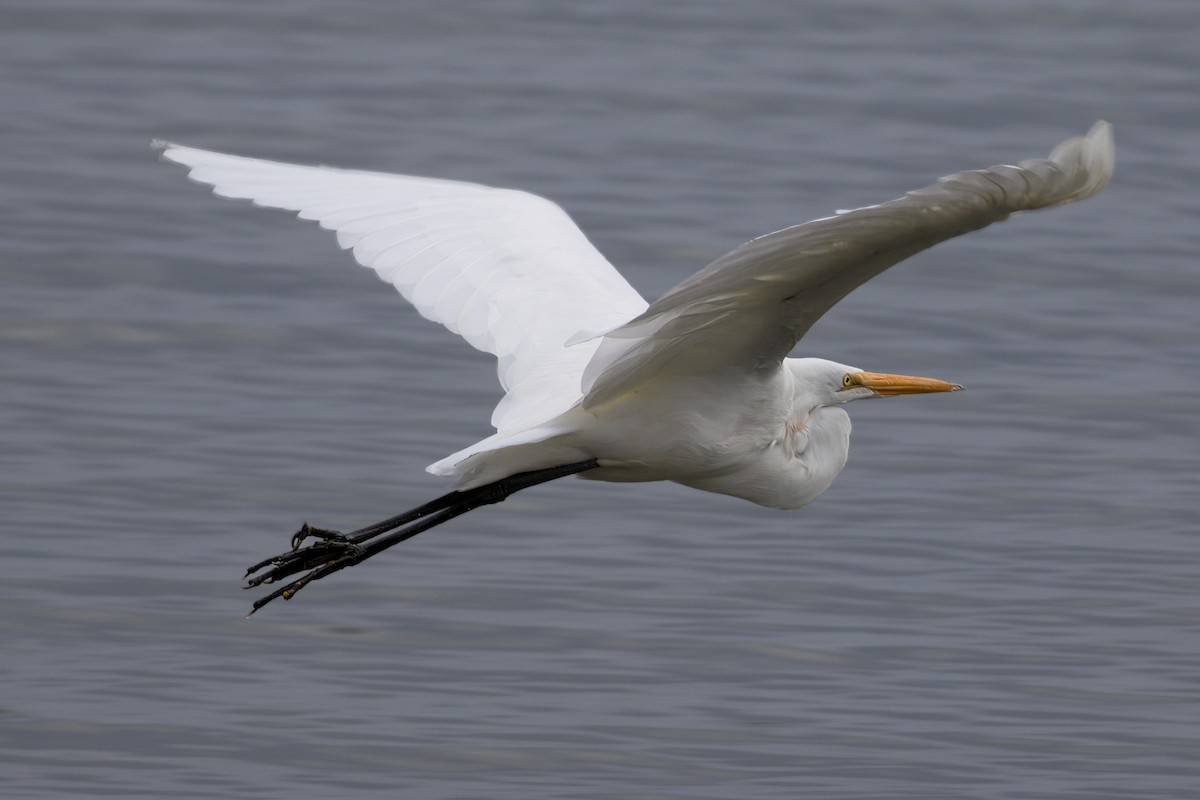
157 122 1113 613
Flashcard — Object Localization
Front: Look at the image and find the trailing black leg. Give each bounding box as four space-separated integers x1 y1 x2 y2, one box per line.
244 458 598 614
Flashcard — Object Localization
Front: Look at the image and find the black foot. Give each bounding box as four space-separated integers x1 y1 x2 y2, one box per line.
244 523 342 582
246 543 366 615
243 458 601 616
244 532 367 615
244 530 363 587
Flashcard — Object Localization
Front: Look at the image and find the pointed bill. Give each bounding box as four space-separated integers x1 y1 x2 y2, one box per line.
847 371 963 397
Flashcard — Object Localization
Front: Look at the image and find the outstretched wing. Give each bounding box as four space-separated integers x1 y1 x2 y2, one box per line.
581 122 1114 407
156 142 648 431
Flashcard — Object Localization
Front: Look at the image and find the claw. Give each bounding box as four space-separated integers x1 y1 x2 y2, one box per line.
243 555 275 579
290 522 348 550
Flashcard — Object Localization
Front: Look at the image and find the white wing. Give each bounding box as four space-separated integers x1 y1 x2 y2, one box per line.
581 122 1114 407
156 142 648 432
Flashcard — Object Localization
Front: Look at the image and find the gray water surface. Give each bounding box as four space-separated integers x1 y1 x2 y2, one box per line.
3 2 1198 798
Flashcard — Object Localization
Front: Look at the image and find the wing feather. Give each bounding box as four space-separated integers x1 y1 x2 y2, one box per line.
156 142 648 431
581 122 1114 408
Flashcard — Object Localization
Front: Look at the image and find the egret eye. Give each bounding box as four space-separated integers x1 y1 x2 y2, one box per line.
842 374 855 389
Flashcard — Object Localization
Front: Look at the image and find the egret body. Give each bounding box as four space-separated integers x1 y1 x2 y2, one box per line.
156 122 1114 612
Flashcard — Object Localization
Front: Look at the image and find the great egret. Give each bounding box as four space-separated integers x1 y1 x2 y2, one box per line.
157 122 1113 613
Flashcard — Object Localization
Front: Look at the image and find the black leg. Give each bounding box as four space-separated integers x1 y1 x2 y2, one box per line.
244 458 598 615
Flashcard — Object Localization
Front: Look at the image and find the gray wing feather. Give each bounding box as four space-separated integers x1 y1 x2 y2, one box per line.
581 122 1114 407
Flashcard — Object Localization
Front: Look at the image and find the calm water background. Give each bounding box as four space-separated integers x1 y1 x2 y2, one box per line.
3 1 1198 798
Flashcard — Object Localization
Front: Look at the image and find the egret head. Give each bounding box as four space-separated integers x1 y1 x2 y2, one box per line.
787 358 962 409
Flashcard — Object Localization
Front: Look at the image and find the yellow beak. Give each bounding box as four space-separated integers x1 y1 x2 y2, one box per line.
846 371 964 397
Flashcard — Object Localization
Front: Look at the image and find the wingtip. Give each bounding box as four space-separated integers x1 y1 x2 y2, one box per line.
152 138 187 165
1086 119 1113 146
1084 119 1115 177
1078 120 1115 171
1044 121 1115 202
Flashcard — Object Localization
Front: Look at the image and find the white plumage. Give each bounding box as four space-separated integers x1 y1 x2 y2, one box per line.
158 123 1114 610
157 143 648 436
